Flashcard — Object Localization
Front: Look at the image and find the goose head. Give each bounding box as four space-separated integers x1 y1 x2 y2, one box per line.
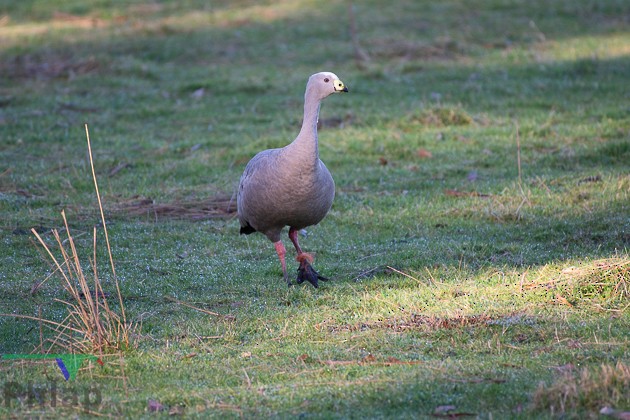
306 71 349 101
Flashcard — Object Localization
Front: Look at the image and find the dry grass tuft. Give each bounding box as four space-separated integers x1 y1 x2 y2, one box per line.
532 361 630 416
525 257 629 309
409 106 474 127
27 211 135 353
2 125 135 354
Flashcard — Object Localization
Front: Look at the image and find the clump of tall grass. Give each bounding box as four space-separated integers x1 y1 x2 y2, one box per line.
532 361 630 417
525 256 629 309
3 125 135 354
408 105 474 127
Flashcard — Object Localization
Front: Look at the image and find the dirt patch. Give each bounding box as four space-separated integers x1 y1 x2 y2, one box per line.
109 194 236 221
370 38 463 61
0 54 99 80
323 313 499 334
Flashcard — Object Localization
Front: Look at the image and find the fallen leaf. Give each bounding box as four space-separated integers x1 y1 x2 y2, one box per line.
552 363 574 373
296 354 309 362
567 339 582 349
241 352 252 358
416 148 433 158
148 399 165 412
555 293 573 307
378 156 388 165
169 405 185 415
362 354 376 363
108 162 130 177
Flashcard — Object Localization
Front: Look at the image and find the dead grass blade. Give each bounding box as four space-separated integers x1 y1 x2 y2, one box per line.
165 296 235 321
1 125 135 354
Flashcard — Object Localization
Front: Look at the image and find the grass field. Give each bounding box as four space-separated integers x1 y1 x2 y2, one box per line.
1 0 629 418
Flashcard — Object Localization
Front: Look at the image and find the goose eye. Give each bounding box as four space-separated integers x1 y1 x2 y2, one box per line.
324 78 330 83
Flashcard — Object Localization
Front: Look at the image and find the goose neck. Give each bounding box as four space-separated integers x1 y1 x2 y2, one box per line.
293 90 322 158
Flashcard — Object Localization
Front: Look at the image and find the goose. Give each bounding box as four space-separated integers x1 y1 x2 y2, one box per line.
237 71 349 288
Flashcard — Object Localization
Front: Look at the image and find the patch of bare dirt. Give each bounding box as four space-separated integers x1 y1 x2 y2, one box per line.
109 194 236 221
0 54 99 80
323 313 498 333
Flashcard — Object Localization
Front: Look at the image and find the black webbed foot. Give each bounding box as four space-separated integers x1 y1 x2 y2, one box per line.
296 259 328 288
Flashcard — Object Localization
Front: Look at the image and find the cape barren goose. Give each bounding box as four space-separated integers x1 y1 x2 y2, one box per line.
237 71 349 288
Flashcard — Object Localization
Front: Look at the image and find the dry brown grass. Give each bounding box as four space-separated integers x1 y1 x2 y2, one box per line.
524 257 630 309
532 361 630 417
26 211 135 353
408 105 475 127
1 125 135 354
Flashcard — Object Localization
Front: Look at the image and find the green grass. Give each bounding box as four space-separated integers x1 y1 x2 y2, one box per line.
1 0 629 417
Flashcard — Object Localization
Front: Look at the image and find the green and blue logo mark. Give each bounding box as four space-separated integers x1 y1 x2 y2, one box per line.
1 354 104 381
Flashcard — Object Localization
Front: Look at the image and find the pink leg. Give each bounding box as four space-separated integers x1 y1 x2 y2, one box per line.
273 240 290 285
288 227 303 255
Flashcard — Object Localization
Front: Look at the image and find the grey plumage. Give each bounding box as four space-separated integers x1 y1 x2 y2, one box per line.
237 71 349 287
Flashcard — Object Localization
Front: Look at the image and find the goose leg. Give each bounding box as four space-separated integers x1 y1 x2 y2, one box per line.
273 241 292 286
288 227 303 254
288 228 328 288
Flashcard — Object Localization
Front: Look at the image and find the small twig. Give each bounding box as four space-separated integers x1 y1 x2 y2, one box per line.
38 305 43 351
165 296 235 320
242 368 252 389
86 123 127 328
386 266 426 285
515 120 524 195
518 270 528 294
514 121 530 220
351 266 380 281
